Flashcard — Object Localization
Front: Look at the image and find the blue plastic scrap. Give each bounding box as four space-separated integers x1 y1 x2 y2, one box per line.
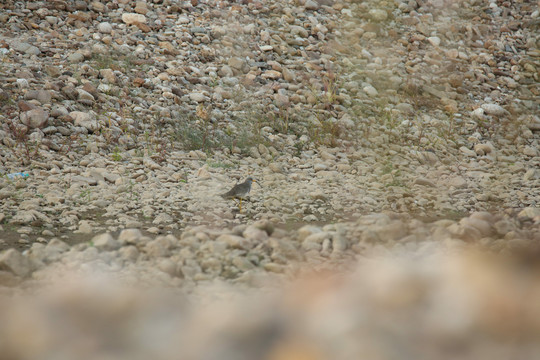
6 172 30 179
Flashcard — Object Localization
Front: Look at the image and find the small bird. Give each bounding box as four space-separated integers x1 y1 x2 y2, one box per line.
221 177 255 212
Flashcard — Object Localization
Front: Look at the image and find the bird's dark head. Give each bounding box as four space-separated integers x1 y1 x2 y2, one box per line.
245 177 254 184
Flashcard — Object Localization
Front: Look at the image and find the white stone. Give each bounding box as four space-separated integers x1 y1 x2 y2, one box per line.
472 107 486 120
68 52 84 63
92 233 120 251
298 225 322 241
427 36 441 46
481 103 507 116
217 234 249 249
189 92 207 102
122 13 147 25
523 146 539 157
70 111 98 131
243 226 268 242
0 249 31 277
363 85 378 97
304 0 320 10
118 229 143 244
97 22 113 34
77 89 95 101
20 108 49 129
369 9 388 21
474 142 495 156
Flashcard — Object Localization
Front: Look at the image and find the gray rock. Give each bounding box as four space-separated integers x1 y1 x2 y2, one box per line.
448 176 468 189
332 234 348 253
20 108 49 129
77 89 95 102
100 69 117 83
77 220 93 234
517 207 540 220
305 0 320 10
0 249 32 277
460 217 493 237
269 238 302 261
523 146 539 157
228 57 248 72
242 226 268 242
51 105 69 117
523 169 539 181
396 103 415 115
119 246 139 261
44 239 70 262
481 103 507 116
252 220 275 236
158 259 177 277
474 143 495 156
218 65 234 77
232 256 256 271
189 92 207 102
427 36 441 46
153 213 173 225
216 234 248 249
118 228 144 245
369 9 388 21
122 13 146 25
97 22 113 34
70 111 98 131
372 220 408 242
0 270 20 286
92 233 121 251
68 52 85 63
145 236 172 258
10 42 40 55
298 225 322 241
25 90 52 104
448 223 482 242
11 210 44 226
414 178 436 187
303 231 330 244
363 85 378 97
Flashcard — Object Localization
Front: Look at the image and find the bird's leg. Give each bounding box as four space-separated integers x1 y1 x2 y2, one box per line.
238 198 243 213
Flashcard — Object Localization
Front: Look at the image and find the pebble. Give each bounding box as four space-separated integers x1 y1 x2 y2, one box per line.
369 9 388 22
189 92 207 102
92 233 121 251
481 103 507 116
0 249 32 277
363 85 378 97
427 36 441 47
414 178 436 187
122 13 146 25
20 108 49 129
10 42 40 56
304 0 320 11
71 111 98 132
67 52 85 63
448 176 468 189
97 22 112 34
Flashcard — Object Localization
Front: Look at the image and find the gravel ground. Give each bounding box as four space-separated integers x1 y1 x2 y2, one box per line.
0 0 539 355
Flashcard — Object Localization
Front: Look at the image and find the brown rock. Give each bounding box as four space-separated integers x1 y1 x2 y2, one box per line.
25 90 52 104
18 100 37 112
82 83 99 98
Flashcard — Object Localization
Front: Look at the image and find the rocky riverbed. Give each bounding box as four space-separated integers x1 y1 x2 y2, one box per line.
0 0 539 357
